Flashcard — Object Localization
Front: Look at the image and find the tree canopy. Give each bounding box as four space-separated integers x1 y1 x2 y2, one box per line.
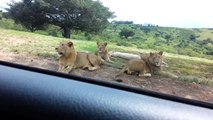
7 0 48 32
119 28 135 39
7 0 114 38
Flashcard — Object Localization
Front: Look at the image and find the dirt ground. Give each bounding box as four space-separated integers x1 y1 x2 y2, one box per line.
0 51 213 103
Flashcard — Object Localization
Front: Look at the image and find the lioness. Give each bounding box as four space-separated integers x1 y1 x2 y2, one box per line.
95 41 112 63
115 51 163 77
56 41 101 73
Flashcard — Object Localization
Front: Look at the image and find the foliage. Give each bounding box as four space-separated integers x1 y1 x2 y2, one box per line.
7 0 48 32
140 26 151 33
0 18 26 31
119 28 135 39
111 20 133 25
41 0 114 38
0 14 212 59
164 34 172 40
6 0 114 38
190 34 196 41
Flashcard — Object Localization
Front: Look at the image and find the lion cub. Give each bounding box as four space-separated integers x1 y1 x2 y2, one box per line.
116 51 163 77
95 41 112 63
56 41 101 73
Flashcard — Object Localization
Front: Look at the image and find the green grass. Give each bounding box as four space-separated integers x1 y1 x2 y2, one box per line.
1 17 213 59
0 28 212 64
196 28 213 41
165 57 213 75
0 28 212 86
178 76 213 86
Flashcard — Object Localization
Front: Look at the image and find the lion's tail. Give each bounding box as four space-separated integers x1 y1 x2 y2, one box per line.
157 71 179 79
114 65 126 78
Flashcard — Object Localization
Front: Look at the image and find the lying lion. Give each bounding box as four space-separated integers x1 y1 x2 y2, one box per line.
115 51 164 77
56 41 102 73
95 41 112 63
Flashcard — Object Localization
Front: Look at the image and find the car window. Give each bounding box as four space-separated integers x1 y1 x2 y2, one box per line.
0 0 212 104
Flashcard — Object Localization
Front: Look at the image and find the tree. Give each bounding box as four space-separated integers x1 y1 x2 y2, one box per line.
164 34 173 45
7 0 114 38
140 26 151 33
119 28 135 39
43 0 114 38
177 39 188 48
112 20 133 25
111 20 134 32
190 34 196 41
7 0 48 32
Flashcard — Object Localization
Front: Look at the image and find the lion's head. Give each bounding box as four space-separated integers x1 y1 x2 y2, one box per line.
148 51 163 67
55 41 74 56
96 41 107 53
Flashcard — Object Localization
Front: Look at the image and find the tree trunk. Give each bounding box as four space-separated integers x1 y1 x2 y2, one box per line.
109 51 141 60
30 26 35 32
62 27 71 38
30 29 35 32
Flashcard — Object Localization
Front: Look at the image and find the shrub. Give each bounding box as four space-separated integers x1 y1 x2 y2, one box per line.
116 41 132 47
48 30 58 37
190 34 196 41
84 33 93 40
0 18 26 31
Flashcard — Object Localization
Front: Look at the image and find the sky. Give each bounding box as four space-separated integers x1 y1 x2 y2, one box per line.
1 0 213 28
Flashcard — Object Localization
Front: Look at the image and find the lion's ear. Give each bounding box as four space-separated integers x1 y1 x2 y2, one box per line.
139 53 146 60
67 41 73 47
159 51 163 55
104 42 107 46
97 41 99 45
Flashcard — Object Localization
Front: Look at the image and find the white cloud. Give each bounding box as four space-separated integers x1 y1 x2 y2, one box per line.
0 0 21 11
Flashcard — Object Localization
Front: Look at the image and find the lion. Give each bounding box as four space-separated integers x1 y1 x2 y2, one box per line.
56 41 102 73
115 51 164 78
95 41 112 63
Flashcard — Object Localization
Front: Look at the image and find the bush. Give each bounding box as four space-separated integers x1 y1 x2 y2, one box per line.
84 33 93 40
155 33 160 37
72 35 86 40
116 41 132 47
140 26 151 33
164 34 172 40
0 18 26 31
190 34 196 41
48 30 58 37
47 25 60 37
